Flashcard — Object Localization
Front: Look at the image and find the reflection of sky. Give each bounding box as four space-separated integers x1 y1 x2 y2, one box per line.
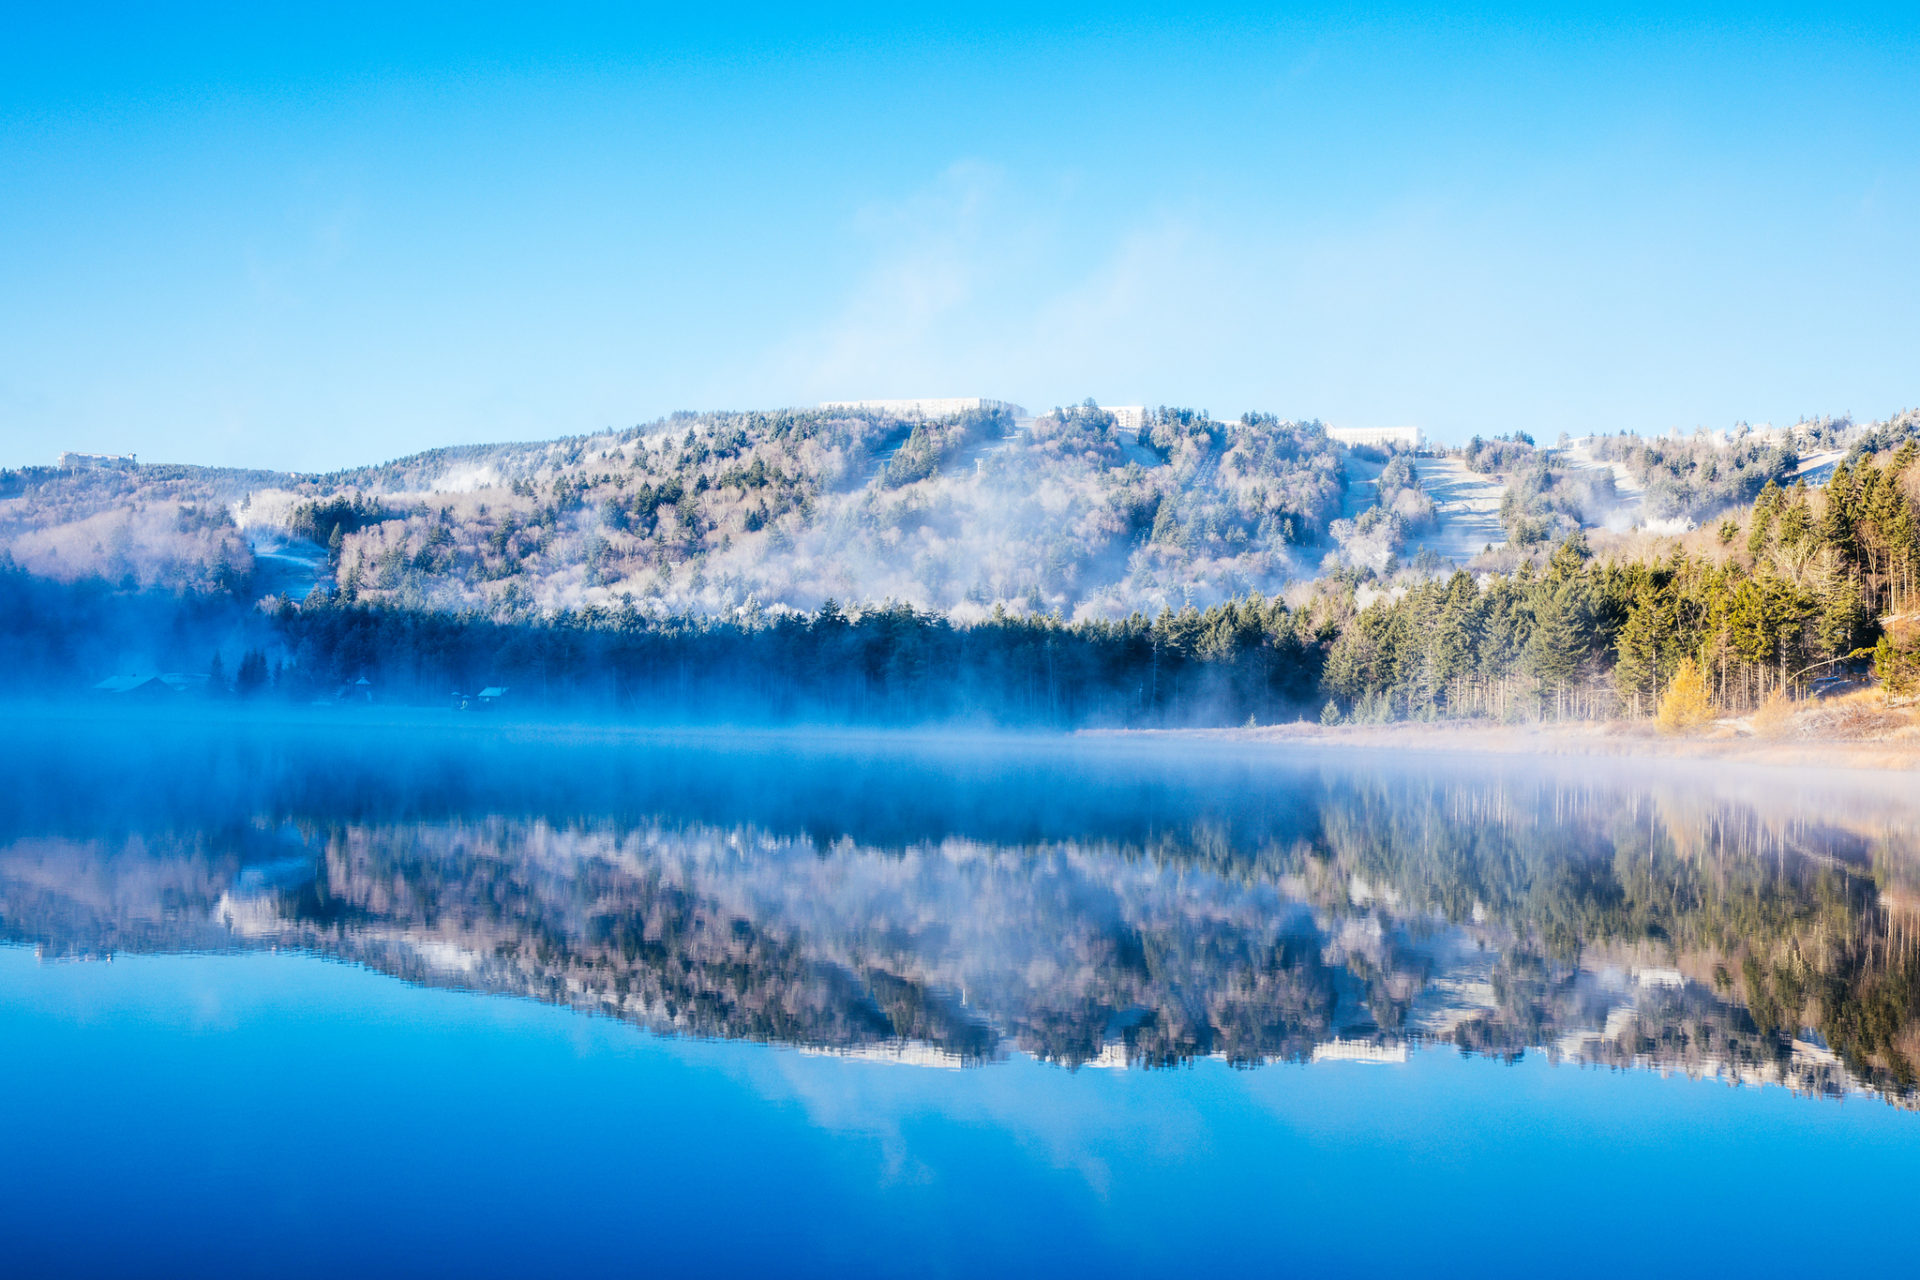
5 945 1917 1278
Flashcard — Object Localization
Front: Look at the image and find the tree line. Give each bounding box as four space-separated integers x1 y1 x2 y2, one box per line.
268 592 1329 724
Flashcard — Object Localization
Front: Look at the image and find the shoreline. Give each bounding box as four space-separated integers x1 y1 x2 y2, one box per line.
1120 718 1920 773
7 696 1919 774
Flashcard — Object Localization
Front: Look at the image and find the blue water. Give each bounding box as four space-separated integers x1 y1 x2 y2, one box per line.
4 714 1920 1276
4 943 1916 1279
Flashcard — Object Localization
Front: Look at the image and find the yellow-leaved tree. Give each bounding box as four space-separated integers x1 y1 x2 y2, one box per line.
1656 657 1714 734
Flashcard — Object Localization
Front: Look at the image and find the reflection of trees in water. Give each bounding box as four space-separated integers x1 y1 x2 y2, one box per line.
285 823 1344 1068
4 763 1920 1104
1306 774 1919 1094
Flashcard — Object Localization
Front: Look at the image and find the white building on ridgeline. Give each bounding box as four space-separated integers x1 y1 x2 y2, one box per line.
58 451 138 471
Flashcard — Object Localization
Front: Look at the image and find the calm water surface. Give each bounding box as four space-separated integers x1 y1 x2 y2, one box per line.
4 712 1919 1277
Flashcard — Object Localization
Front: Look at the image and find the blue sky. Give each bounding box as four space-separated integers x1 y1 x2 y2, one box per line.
1 3 1915 471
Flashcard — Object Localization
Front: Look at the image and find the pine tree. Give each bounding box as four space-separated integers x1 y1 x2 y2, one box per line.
1747 480 1782 560
1778 483 1813 548
1822 462 1858 567
1816 566 1863 657
1613 586 1671 718
1874 620 1919 704
1525 580 1586 719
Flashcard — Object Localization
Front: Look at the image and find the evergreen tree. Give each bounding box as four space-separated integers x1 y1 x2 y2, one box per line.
1747 480 1782 560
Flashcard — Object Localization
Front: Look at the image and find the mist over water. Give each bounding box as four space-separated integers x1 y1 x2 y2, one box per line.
9 710 1920 1082
7 709 1920 1275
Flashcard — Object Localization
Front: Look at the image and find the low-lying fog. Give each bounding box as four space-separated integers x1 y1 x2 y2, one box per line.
6 708 1919 1102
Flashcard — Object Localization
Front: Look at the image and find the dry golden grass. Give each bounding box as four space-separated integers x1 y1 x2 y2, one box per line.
1749 689 1797 740
1791 690 1918 741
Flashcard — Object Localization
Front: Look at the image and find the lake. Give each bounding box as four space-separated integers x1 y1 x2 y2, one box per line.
4 711 1919 1277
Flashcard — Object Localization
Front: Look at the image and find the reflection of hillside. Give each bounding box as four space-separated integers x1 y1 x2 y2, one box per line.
5 720 1920 1101
6 766 1920 1108
220 823 1341 1067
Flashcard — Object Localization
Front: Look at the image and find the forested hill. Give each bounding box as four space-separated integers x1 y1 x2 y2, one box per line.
6 404 1912 628
324 403 1349 619
4 405 1919 730
265 430 1920 727
4 433 1914 730
2 404 1346 621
